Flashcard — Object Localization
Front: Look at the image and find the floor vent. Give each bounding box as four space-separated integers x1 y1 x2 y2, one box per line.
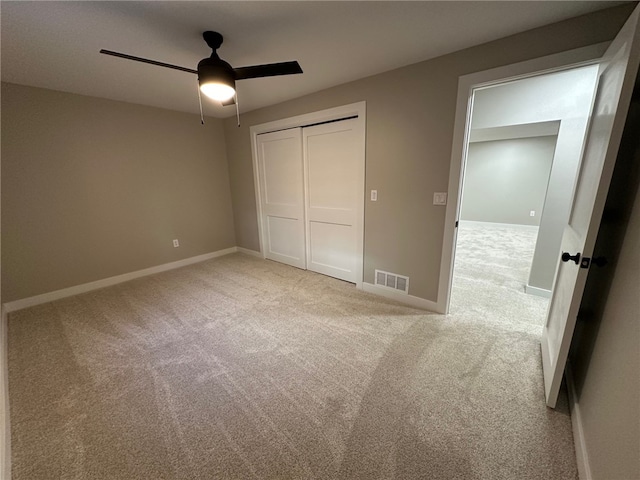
375 269 409 294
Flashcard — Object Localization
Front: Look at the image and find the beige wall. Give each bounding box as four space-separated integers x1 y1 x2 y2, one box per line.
223 4 634 301
578 172 640 480
568 89 640 479
1 83 236 303
461 136 557 226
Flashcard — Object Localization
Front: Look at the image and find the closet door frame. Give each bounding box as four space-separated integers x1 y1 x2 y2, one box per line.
250 101 366 288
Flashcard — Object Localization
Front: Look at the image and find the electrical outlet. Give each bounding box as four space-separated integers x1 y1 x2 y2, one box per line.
371 190 378 201
173 239 180 248
530 210 536 217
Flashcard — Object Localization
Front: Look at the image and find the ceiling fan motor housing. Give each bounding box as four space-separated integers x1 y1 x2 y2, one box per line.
197 57 236 89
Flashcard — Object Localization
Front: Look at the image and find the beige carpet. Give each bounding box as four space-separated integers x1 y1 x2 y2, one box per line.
451 221 550 335
9 240 575 479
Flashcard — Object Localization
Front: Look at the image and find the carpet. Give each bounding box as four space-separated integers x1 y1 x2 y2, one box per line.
451 221 550 335
8 235 575 479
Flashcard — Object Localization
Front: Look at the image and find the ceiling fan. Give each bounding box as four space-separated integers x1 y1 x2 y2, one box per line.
100 31 303 120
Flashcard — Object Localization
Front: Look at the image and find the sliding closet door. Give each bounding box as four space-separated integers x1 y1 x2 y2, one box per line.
303 118 362 283
256 128 306 269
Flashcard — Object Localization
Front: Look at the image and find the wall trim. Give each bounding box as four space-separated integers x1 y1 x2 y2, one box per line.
1 306 10 480
362 282 441 313
566 362 592 480
3 247 238 313
524 284 552 298
236 247 262 258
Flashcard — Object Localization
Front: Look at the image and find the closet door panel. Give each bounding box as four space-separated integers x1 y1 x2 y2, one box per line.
304 119 360 282
257 129 305 269
308 222 353 276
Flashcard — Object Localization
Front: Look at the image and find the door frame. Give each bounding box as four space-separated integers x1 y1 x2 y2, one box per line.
250 101 367 288
436 43 609 314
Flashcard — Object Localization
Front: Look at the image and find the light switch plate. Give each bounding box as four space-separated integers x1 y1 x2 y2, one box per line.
433 192 447 205
371 190 378 201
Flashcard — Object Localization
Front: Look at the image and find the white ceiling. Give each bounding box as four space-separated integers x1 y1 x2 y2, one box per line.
1 1 630 118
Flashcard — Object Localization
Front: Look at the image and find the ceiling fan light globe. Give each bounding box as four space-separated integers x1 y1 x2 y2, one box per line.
200 82 235 102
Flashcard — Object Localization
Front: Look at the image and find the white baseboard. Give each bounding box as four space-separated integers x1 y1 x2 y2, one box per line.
3 247 238 313
525 284 552 298
566 362 592 480
460 220 540 231
236 247 262 258
362 282 441 313
1 306 10 480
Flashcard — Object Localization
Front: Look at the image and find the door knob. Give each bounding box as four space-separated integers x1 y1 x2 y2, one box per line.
561 252 581 264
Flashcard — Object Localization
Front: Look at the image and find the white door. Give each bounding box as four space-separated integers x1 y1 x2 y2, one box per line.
303 118 363 283
256 128 306 269
541 5 640 408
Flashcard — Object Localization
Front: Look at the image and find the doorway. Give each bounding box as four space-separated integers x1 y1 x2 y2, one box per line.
451 133 559 330
449 65 600 327
436 49 605 315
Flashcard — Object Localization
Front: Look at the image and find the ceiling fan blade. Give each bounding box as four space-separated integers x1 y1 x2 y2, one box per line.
234 61 302 80
100 49 197 75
